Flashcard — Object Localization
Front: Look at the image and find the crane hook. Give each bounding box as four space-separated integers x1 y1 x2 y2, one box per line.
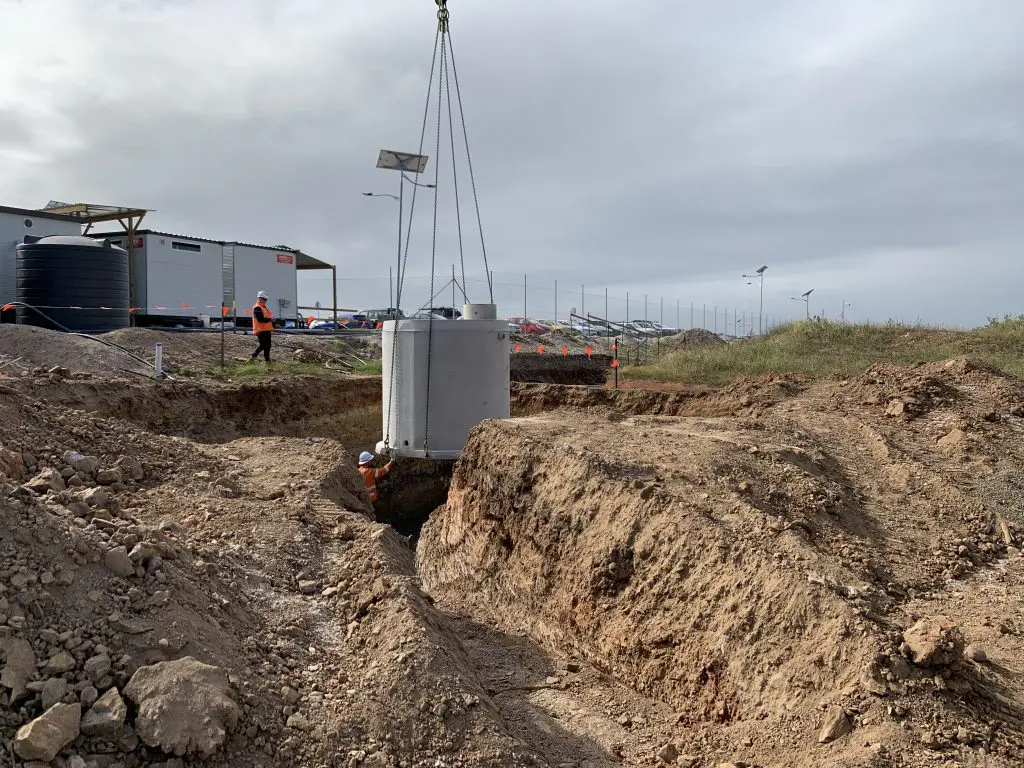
436 0 449 32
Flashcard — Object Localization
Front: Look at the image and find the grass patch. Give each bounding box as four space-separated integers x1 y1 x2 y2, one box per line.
352 358 383 375
207 360 349 380
626 318 1024 386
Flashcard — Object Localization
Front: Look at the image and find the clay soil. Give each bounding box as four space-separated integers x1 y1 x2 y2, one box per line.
1 326 1023 768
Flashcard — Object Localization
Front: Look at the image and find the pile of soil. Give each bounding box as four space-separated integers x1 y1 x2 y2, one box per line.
419 356 1024 766
0 326 380 379
0 377 538 767
5 348 1024 768
658 328 727 352
0 326 152 377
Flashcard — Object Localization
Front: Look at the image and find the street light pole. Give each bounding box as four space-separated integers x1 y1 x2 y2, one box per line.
790 289 813 320
742 265 767 335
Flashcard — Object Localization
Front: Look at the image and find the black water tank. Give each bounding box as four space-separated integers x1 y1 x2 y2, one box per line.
16 236 130 332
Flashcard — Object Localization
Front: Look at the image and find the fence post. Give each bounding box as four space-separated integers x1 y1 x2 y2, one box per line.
554 279 557 323
605 287 608 322
523 273 527 318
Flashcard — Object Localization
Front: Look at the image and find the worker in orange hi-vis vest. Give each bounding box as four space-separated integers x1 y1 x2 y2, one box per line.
250 291 274 363
358 451 394 508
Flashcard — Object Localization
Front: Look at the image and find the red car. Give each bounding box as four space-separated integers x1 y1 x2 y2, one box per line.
506 317 544 335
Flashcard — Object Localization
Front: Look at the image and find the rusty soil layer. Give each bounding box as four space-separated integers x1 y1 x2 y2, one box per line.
0 359 1021 767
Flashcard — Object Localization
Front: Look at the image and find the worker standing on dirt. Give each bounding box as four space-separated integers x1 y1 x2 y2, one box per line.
250 291 274 363
358 451 393 508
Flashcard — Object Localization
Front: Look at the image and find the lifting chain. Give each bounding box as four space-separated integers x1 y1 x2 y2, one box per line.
435 0 449 32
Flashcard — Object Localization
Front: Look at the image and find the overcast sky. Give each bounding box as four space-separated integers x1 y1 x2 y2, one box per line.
1 0 1021 328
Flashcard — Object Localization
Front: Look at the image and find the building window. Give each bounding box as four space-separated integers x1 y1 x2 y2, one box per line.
172 241 201 252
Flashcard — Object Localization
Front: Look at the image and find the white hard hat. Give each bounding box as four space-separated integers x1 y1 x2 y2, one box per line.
257 290 270 300
358 451 374 465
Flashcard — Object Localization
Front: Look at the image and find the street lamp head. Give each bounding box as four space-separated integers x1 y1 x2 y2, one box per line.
756 265 767 274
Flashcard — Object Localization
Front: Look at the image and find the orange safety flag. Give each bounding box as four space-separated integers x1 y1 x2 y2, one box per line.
561 346 568 356
182 302 190 310
307 316 314 326
611 359 620 368
1 303 14 312
514 343 521 353
537 345 545 354
222 305 230 316
585 347 593 358
243 308 251 315
129 308 137 313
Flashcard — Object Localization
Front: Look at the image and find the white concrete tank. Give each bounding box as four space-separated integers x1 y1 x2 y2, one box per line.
377 305 510 459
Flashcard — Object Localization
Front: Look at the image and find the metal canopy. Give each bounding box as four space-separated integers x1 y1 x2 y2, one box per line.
376 150 429 174
41 201 151 225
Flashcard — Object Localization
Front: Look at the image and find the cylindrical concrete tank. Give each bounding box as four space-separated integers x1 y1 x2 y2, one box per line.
16 236 130 332
378 316 510 459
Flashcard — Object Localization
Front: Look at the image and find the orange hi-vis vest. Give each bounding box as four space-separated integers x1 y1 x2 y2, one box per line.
252 302 274 333
358 464 390 503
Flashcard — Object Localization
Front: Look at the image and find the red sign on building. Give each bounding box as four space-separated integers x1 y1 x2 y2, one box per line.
276 253 294 265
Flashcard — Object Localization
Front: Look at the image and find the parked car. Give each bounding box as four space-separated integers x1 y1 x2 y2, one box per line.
360 308 405 325
506 316 543 335
508 322 523 334
428 306 463 320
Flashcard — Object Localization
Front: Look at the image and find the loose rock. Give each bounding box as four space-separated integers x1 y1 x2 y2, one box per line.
81 687 127 737
817 705 854 744
965 644 988 663
1 637 36 703
14 703 82 762
903 616 965 667
43 650 77 675
104 546 135 578
41 676 68 709
125 656 240 756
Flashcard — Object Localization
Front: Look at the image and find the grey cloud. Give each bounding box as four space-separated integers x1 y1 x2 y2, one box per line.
1 0 1023 327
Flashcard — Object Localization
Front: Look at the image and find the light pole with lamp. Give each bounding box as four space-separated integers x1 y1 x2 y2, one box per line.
363 157 436 311
790 289 814 320
365 150 434 316
741 265 767 335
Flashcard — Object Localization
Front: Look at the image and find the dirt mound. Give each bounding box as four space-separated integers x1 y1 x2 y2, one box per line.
659 328 727 352
419 359 1024 766
101 328 380 374
1 325 380 379
0 325 152 377
0 382 546 767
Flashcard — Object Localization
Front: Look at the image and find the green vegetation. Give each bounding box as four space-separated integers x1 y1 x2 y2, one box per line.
626 317 1024 386
352 358 383 375
207 360 349 380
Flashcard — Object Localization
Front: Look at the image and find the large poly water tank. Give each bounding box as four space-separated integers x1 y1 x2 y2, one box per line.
378 305 510 459
16 235 130 332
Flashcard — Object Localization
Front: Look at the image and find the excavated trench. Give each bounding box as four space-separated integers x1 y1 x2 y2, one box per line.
19 367 1024 765
25 373 796 537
